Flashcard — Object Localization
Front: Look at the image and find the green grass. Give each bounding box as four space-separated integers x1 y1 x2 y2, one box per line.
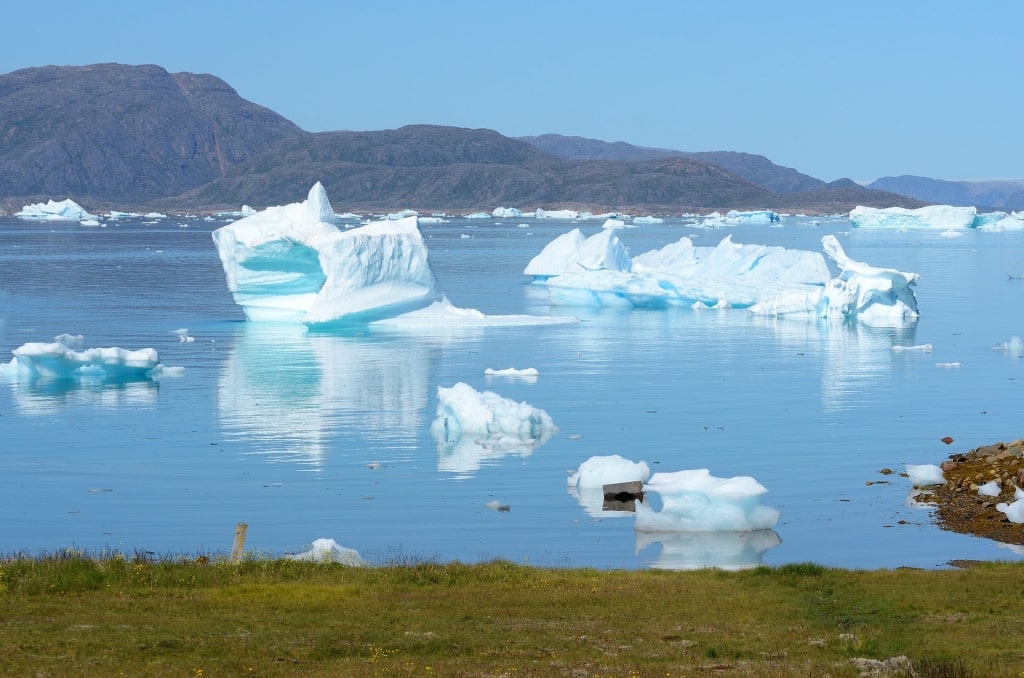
1 551 1022 676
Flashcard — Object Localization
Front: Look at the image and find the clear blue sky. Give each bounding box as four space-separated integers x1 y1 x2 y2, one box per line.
3 0 1021 182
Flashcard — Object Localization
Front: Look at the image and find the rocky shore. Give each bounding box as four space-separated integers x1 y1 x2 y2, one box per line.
916 439 1024 545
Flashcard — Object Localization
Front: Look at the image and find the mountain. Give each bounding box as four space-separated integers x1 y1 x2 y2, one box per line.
517 134 828 194
1 63 921 214
867 175 1024 210
0 63 303 203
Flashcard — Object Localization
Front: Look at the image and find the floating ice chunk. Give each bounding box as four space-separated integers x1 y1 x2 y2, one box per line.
465 212 490 219
80 219 101 226
492 207 521 218
724 209 779 224
567 454 651 488
849 205 977 230
632 215 664 225
523 228 631 279
993 336 1023 357
815 235 919 326
635 469 781 532
430 382 557 447
387 209 418 220
601 218 626 230
484 367 539 378
978 480 1001 497
974 211 1024 231
891 344 933 352
936 362 961 368
535 208 578 220
4 341 163 382
16 198 98 221
905 464 945 487
286 538 368 565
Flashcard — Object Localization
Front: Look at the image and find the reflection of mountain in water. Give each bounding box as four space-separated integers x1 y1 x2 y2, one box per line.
635 530 782 570
217 325 434 470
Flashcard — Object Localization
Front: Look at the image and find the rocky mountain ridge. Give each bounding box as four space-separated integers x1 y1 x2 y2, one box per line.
1 63 922 215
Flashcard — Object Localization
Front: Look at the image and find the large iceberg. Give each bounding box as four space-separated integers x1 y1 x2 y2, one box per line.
850 205 977 229
16 198 98 222
525 229 919 325
213 183 574 329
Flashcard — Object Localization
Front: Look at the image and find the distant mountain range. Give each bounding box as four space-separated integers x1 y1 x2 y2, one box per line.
0 63 926 215
865 176 1024 211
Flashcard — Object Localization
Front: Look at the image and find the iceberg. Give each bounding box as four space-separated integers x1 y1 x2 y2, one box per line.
492 207 522 218
16 198 97 221
526 229 919 325
724 209 780 224
213 183 574 329
430 382 558 475
975 211 1024 231
1 336 167 382
635 469 781 533
849 205 977 230
567 454 651 489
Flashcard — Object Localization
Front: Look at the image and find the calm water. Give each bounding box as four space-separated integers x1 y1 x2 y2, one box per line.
1 214 1022 569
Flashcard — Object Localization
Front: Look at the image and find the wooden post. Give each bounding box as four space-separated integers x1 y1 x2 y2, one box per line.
231 522 248 562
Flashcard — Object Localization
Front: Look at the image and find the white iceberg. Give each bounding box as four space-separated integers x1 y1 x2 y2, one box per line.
724 209 780 224
567 454 651 488
635 469 781 533
632 215 664 225
492 206 522 218
905 464 945 487
535 208 578 220
526 229 918 325
975 211 1024 231
286 538 368 565
429 382 558 476
1 335 167 382
16 198 97 221
849 205 977 230
213 183 574 329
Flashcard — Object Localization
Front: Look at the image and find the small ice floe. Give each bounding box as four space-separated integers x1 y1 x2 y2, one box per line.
936 362 961 368
485 500 510 512
173 328 195 343
978 480 1001 497
636 469 781 532
905 464 945 487
891 344 933 352
286 538 367 565
997 487 1024 523
484 367 539 381
993 336 1023 357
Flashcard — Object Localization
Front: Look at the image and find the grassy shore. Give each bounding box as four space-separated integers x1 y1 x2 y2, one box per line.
1 552 1020 677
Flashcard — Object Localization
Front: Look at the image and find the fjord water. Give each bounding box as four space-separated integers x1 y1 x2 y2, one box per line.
1 215 1022 569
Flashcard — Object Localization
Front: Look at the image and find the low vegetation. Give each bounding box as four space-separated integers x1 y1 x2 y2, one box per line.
1 551 1020 676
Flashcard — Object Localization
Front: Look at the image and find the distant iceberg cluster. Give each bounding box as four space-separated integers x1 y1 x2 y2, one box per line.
850 205 1024 231
212 183 575 329
0 334 176 383
525 228 920 326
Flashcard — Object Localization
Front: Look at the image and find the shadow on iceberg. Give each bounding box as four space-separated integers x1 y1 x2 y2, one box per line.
212 183 576 331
